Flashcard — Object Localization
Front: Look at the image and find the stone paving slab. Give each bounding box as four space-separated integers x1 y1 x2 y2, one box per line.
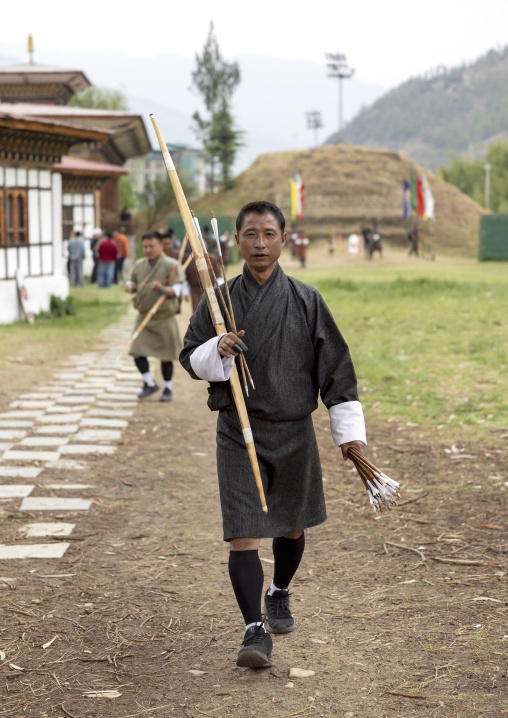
3 450 60 462
87 409 134 418
0 430 27 440
20 393 62 400
11 401 55 409
0 420 34 428
20 496 92 511
0 467 43 478
80 418 128 429
0 443 14 451
60 444 116 455
21 522 76 537
0 485 34 498
20 437 69 447
37 413 83 424
35 425 79 435
54 373 83 380
46 406 89 414
0 411 44 419
55 396 96 405
0 542 70 559
74 430 121 442
45 459 84 470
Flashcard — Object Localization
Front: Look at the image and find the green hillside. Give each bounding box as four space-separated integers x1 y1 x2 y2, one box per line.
329 47 508 169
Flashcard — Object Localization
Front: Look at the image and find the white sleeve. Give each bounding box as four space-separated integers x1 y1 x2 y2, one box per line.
329 401 367 447
189 334 235 382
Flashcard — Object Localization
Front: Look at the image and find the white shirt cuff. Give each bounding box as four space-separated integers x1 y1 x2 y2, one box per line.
217 277 225 285
329 401 367 447
171 282 182 298
190 334 235 382
182 279 191 297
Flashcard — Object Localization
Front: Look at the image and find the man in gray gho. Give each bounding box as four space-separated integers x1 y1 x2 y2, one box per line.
180 201 367 668
67 231 86 287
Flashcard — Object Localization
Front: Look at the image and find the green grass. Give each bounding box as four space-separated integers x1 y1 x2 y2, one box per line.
0 286 130 392
285 258 508 435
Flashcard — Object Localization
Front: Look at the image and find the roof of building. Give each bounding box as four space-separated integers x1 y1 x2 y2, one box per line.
0 109 109 142
0 103 151 161
53 155 130 177
0 62 90 93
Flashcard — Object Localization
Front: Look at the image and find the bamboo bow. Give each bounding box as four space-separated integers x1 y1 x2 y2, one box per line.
149 114 268 514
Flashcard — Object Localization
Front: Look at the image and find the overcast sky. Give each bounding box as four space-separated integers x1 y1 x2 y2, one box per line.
2 0 507 87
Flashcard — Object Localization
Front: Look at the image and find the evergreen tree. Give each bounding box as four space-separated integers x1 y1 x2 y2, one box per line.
191 22 242 191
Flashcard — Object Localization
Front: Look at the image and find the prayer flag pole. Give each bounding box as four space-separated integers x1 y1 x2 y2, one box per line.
149 113 268 514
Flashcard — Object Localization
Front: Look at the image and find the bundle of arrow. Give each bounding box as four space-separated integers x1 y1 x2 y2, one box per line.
347 446 401 512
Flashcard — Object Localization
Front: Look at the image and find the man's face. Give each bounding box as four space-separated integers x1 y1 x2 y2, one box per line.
142 238 162 262
162 237 173 255
235 212 286 273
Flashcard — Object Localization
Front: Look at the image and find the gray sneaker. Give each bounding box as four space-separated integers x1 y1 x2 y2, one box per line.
159 388 173 402
236 623 273 668
138 382 159 399
264 588 295 633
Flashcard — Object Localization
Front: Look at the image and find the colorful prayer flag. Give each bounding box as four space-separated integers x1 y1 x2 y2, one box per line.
422 173 435 220
410 175 417 211
416 179 425 216
294 171 305 221
290 179 297 221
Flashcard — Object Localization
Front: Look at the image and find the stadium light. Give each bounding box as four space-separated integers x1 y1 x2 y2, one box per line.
325 52 354 142
306 111 324 147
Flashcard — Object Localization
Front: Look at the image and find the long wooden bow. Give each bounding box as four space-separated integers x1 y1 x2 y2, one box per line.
149 114 268 515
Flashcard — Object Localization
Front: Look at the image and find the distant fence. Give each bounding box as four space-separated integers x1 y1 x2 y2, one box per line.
479 215 508 261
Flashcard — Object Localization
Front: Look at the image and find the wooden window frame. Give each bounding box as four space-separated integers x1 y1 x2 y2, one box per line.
2 189 28 246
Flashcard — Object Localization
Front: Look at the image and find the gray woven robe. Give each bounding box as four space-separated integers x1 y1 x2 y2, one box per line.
180 262 359 540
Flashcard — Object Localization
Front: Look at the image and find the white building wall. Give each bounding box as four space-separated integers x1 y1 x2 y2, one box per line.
0 166 69 324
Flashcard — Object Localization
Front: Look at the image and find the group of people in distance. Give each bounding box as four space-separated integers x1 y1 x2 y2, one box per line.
66 227 129 288
124 201 366 671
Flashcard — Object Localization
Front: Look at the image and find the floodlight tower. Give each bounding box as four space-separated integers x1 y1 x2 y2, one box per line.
306 111 324 147
325 52 354 142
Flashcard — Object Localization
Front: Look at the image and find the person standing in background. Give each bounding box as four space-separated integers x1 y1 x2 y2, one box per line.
90 228 103 284
114 228 129 283
97 231 118 289
67 231 86 287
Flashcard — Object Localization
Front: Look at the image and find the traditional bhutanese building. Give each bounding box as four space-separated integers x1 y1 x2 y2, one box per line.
0 55 150 323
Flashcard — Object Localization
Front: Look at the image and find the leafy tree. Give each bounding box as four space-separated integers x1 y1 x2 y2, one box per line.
440 141 508 212
138 174 195 227
191 22 242 191
68 86 129 111
119 175 137 211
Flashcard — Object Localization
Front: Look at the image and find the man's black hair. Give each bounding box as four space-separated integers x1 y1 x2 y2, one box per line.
161 230 173 239
142 231 163 242
105 230 113 239
236 201 285 234
75 231 82 237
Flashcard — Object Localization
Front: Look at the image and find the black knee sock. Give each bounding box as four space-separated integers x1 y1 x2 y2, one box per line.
134 356 149 375
228 549 264 625
161 361 173 381
272 533 306 589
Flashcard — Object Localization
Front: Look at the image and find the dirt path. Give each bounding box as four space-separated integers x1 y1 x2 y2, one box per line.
0 311 507 718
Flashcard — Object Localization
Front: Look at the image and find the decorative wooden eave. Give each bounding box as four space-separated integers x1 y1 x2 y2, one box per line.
0 111 110 165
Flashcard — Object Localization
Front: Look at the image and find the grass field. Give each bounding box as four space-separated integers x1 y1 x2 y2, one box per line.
283 249 508 437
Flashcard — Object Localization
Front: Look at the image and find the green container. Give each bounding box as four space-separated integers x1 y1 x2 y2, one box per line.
479 214 508 261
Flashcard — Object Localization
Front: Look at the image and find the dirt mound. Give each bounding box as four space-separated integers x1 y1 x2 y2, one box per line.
194 145 485 255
